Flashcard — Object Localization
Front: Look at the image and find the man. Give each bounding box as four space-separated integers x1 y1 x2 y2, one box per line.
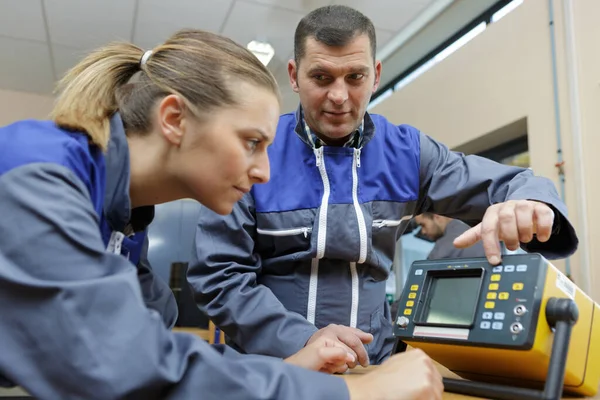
414 213 486 260
188 5 577 372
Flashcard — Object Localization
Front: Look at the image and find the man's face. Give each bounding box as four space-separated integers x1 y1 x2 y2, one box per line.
288 34 381 143
414 215 444 241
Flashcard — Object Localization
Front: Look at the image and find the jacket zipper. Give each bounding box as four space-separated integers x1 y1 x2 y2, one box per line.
307 147 331 325
372 215 413 228
256 227 312 238
349 148 367 328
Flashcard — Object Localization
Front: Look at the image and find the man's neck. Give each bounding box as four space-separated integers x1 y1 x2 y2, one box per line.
314 131 354 146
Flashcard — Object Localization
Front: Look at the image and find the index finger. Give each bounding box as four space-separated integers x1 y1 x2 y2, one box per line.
480 209 502 265
453 223 482 249
348 327 373 344
336 330 370 367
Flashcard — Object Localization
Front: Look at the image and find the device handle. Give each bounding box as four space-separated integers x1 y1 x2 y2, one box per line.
542 297 579 400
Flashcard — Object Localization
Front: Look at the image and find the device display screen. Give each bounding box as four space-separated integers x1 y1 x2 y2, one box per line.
425 276 481 326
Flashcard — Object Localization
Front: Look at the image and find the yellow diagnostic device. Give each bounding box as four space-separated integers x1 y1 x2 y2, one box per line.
393 253 600 400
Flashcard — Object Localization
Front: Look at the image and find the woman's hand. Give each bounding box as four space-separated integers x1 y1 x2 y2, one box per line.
284 336 356 373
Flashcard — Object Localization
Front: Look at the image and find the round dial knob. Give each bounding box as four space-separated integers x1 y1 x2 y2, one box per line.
396 316 410 328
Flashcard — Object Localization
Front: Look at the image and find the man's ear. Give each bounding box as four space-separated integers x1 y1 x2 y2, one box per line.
372 60 382 93
157 94 186 146
288 59 300 93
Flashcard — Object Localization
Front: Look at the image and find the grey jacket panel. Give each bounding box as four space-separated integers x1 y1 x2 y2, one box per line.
0 163 349 400
137 235 178 328
189 194 319 358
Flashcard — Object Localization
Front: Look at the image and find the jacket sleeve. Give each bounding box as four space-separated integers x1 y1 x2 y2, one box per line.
417 132 578 259
187 194 318 358
0 163 348 400
137 236 179 329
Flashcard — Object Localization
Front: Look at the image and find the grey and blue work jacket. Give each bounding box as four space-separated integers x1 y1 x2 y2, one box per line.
0 114 348 400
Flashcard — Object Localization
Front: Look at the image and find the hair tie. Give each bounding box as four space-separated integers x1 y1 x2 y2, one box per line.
140 50 153 67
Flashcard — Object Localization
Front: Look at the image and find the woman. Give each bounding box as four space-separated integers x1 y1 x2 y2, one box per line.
0 29 442 400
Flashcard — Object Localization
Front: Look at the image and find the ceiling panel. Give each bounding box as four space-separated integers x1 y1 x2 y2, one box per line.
133 0 234 50
245 0 332 13
0 0 479 97
0 0 47 42
332 0 434 32
45 0 136 48
51 44 91 81
376 28 394 51
0 36 55 94
221 1 303 67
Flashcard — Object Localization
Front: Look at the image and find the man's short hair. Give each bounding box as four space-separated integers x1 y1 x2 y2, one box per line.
294 5 377 64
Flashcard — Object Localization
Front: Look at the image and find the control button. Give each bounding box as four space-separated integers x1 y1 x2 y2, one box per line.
499 292 510 300
494 312 505 320
517 264 528 272
415 269 423 276
485 301 495 309
403 309 412 315
396 316 410 328
510 322 524 334
504 265 515 272
513 283 524 291
488 283 499 291
482 312 493 320
486 292 497 300
492 266 503 273
410 284 419 291
408 293 417 299
480 321 491 329
514 305 528 316
491 274 501 282
406 301 414 307
492 322 503 330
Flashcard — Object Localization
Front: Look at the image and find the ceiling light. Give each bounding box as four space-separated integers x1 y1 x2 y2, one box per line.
247 40 275 66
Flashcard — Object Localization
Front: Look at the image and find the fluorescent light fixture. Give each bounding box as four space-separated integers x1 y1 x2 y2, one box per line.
247 40 275 66
491 0 524 23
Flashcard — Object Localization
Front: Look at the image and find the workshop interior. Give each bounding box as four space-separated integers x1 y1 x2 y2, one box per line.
1 0 599 399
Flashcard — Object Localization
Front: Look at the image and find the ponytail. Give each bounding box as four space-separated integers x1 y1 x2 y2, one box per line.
51 43 143 151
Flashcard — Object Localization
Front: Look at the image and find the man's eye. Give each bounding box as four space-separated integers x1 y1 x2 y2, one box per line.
314 75 328 81
349 73 364 80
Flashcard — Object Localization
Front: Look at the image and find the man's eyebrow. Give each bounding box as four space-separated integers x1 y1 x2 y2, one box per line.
307 64 329 74
307 64 370 74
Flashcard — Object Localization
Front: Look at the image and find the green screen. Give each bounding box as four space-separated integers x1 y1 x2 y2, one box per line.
425 276 480 326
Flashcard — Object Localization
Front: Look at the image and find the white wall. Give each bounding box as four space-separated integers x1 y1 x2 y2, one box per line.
0 88 54 126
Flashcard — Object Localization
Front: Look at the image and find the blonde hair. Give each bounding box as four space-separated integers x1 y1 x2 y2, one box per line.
51 29 280 151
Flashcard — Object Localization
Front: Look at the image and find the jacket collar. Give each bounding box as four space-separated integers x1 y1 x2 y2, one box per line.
292 104 376 149
103 113 131 232
103 113 154 233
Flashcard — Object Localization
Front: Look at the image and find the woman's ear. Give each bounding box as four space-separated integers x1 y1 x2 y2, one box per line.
157 94 187 146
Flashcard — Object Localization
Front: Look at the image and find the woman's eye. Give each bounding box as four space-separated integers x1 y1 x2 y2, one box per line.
247 139 260 151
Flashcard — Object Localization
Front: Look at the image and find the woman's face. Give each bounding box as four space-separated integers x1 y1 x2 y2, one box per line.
173 83 279 215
